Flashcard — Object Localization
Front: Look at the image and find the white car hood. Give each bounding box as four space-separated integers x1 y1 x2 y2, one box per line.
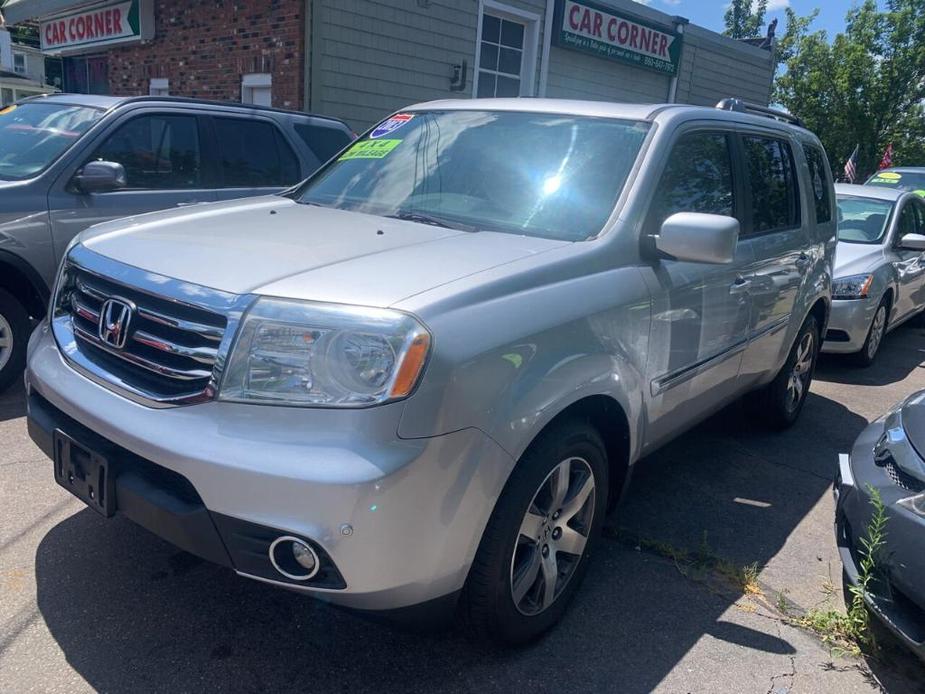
79 196 566 307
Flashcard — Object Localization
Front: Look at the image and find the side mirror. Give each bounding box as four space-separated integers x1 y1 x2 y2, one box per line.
655 212 740 264
899 232 925 251
72 160 127 194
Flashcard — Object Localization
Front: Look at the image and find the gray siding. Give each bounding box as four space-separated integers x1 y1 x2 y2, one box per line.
545 45 670 102
675 25 773 106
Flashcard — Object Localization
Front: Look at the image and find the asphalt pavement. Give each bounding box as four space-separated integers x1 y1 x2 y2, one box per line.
2 322 925 693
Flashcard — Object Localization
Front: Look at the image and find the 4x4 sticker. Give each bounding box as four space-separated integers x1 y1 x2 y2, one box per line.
370 113 413 139
339 139 402 160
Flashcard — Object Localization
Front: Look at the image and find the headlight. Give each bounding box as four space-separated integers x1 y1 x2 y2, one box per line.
832 273 874 300
219 297 430 407
898 494 925 517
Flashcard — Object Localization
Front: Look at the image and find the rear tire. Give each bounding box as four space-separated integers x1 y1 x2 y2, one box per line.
749 314 820 430
851 297 889 368
0 289 29 393
459 420 608 646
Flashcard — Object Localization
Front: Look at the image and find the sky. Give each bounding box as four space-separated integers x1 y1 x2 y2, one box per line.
634 0 864 39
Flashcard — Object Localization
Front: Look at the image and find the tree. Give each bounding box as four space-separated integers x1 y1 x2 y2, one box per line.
724 0 768 40
774 0 925 177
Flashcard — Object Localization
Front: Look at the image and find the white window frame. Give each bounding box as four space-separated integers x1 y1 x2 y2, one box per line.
13 52 26 75
241 72 272 106
473 0 540 98
149 77 169 96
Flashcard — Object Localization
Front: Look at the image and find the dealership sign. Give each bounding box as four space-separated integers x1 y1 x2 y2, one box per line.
553 0 682 76
41 0 147 53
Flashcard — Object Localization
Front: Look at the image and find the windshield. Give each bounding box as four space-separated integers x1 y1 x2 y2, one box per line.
866 170 925 195
291 110 650 241
836 195 894 244
0 103 104 180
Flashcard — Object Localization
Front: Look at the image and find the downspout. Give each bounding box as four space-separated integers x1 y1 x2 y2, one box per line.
303 0 311 111
666 18 686 103
538 0 554 97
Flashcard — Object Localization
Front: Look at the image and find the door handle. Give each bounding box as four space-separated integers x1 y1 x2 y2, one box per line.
730 276 751 294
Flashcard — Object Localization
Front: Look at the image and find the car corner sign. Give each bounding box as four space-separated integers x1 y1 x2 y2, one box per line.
40 0 146 53
553 0 682 76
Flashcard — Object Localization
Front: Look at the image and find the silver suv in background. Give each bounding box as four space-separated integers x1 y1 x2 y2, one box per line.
26 98 834 644
0 94 353 390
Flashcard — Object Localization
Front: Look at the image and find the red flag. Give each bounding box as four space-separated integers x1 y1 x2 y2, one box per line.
879 143 894 170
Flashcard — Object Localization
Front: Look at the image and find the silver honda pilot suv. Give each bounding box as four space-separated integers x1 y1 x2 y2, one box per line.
26 98 834 644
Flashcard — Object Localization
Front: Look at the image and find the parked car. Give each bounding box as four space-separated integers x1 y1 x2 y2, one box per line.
866 167 925 196
0 93 353 390
836 389 925 661
822 184 925 366
25 98 834 644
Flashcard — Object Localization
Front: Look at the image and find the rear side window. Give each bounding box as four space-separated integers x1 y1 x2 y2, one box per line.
802 144 832 224
213 118 300 187
743 136 800 233
91 114 202 189
294 123 351 164
649 131 735 230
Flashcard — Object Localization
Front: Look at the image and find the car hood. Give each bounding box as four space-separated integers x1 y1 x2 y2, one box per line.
834 241 885 278
79 196 567 307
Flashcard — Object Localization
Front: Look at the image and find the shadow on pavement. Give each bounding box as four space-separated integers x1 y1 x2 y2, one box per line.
0 381 26 423
30 342 924 692
816 321 925 387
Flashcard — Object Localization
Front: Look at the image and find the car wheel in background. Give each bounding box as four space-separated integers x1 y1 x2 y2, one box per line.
852 297 889 368
459 420 608 645
0 289 29 392
750 314 820 430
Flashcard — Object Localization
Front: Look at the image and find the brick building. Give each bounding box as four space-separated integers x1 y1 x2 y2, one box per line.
3 0 776 132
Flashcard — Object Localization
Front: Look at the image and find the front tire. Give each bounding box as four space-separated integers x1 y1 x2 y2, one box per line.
460 420 608 645
852 297 889 367
751 314 820 430
0 289 29 392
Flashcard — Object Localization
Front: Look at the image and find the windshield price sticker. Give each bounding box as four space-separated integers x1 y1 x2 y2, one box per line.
877 172 902 180
870 176 899 185
370 113 414 139
339 139 403 160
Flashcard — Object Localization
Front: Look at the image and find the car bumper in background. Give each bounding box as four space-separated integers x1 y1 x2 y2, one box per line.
822 298 878 354
834 417 925 661
25 324 514 612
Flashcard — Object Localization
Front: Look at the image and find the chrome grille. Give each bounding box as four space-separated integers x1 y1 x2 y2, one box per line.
53 249 244 406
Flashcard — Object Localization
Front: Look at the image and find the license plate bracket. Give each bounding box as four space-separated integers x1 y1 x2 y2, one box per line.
53 429 116 517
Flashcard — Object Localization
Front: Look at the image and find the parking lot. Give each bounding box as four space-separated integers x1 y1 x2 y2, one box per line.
1 322 924 693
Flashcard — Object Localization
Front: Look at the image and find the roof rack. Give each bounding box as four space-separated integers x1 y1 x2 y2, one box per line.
715 98 804 128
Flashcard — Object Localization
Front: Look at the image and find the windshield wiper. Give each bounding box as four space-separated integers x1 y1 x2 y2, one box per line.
385 211 479 232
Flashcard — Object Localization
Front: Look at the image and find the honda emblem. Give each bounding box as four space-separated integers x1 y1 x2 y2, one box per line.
98 298 134 349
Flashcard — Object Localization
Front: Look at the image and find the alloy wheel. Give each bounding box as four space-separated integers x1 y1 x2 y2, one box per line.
866 306 886 360
510 457 595 616
786 331 814 412
0 313 12 372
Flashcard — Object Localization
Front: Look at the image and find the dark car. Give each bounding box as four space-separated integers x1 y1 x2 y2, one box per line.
836 390 925 659
0 93 353 390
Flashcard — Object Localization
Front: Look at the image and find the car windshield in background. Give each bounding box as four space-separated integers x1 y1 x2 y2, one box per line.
292 110 650 241
836 195 894 244
866 170 925 195
0 103 103 180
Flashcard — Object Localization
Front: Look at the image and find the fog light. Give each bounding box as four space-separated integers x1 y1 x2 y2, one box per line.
292 541 316 571
268 535 321 581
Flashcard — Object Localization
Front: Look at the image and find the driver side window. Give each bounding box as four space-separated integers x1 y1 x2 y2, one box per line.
649 131 735 232
88 114 203 190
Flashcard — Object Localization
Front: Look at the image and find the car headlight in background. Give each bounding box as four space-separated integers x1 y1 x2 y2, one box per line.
898 494 925 517
832 274 874 300
219 298 430 407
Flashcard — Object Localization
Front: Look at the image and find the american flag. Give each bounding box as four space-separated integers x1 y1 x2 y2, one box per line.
843 145 859 183
879 143 894 170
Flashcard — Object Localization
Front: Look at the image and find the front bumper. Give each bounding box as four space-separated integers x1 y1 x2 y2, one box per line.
26 324 514 611
834 418 925 660
822 297 878 354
